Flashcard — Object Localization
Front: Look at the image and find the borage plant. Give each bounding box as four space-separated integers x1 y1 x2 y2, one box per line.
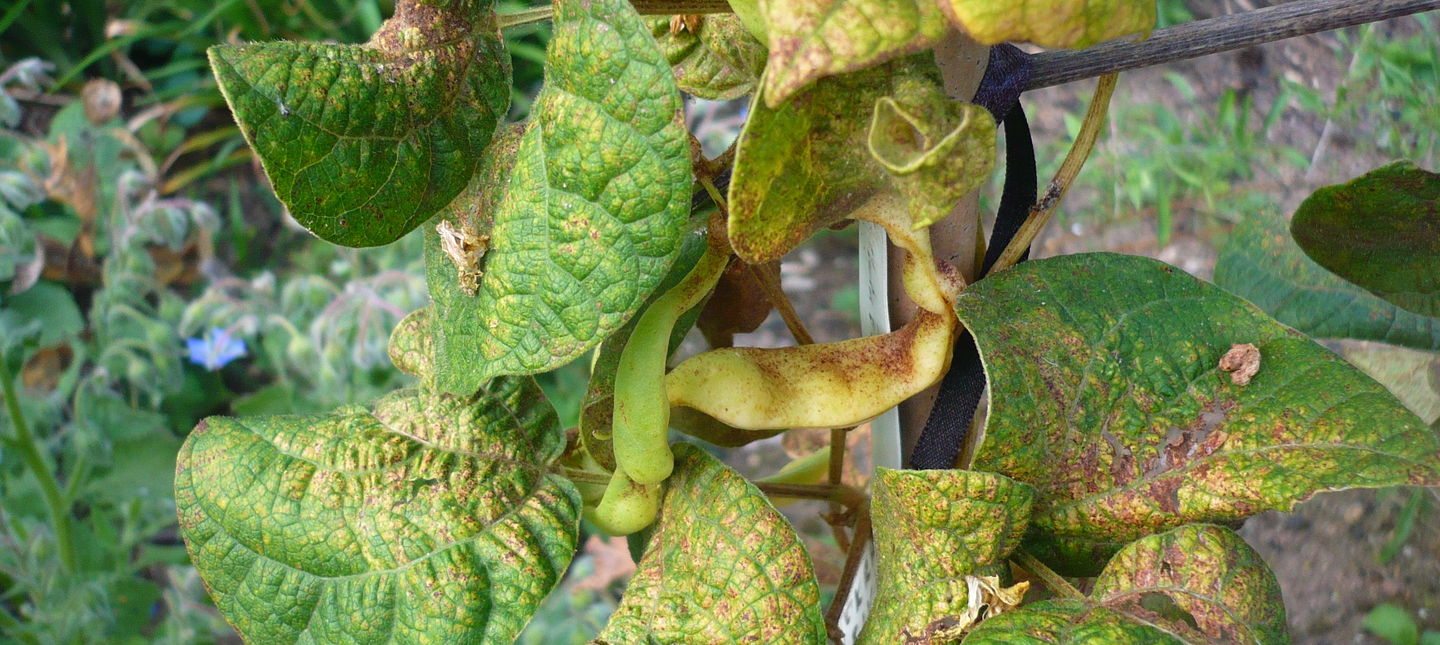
178 0 1440 642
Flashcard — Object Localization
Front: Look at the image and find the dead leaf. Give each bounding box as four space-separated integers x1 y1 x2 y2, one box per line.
81 79 122 124
22 344 73 391
1219 343 1260 386
697 260 776 348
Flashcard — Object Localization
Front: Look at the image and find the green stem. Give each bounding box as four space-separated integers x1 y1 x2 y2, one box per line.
1012 551 1083 600
0 361 76 572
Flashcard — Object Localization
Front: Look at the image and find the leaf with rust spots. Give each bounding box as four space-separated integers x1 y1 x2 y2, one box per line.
964 599 1186 644
1290 161 1440 318
426 0 692 393
594 444 825 644
175 377 580 644
938 0 1155 49
858 469 1035 644
666 308 955 430
209 0 510 247
650 15 766 100
727 55 993 263
388 306 433 379
1093 524 1286 644
759 0 948 105
1215 215 1440 352
957 253 1440 575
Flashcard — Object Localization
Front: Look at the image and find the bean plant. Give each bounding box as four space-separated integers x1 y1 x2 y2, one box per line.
178 0 1440 643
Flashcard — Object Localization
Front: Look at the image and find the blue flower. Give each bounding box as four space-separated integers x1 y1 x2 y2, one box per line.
185 327 246 371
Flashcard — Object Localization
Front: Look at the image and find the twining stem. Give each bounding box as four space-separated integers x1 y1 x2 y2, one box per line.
1011 551 1084 600
824 503 872 642
1 361 76 573
991 73 1118 273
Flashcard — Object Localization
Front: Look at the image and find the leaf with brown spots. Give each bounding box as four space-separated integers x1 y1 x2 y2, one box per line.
963 600 1186 644
1093 524 1286 644
858 469 1036 644
650 14 766 100
956 253 1440 575
175 378 580 644
208 0 511 247
594 444 825 644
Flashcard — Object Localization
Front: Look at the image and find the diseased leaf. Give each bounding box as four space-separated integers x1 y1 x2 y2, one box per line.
1291 161 1440 318
594 444 825 644
1093 524 1286 644
1343 342 1440 425
958 253 1440 575
859 469 1036 644
651 15 766 100
209 0 510 247
939 0 1156 49
389 306 433 379
1214 215 1440 352
175 378 581 644
963 600 1185 644
728 56 993 262
760 0 947 105
427 0 692 392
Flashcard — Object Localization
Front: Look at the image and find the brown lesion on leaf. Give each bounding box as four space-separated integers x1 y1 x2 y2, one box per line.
1218 342 1261 386
436 218 489 296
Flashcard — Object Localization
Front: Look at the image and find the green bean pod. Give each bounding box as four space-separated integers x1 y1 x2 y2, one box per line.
585 468 662 536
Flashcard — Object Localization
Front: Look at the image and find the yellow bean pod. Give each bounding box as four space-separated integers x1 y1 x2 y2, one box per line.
665 309 957 430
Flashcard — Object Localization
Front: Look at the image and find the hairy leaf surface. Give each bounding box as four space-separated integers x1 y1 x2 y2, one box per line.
209 0 510 247
651 15 766 100
1214 216 1440 351
959 253 1440 574
594 444 825 644
1092 524 1286 644
728 57 992 262
859 469 1035 644
1291 161 1440 318
760 0 947 105
426 0 692 392
176 378 580 644
939 0 1155 49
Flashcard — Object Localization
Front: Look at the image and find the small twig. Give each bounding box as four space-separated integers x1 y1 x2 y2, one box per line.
824 503 872 642
749 264 815 346
1011 551 1084 600
992 73 1118 272
1028 0 1440 90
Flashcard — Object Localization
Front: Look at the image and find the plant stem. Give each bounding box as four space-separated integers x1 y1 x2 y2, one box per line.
748 264 814 346
0 362 76 573
497 6 552 28
1028 0 1440 90
824 503 872 642
1011 551 1084 600
991 73 1117 273
556 466 863 506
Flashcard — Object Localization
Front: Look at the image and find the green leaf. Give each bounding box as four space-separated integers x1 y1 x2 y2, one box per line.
1291 161 1440 318
1343 343 1440 425
859 469 1036 644
1365 603 1420 645
957 253 1440 575
594 444 826 644
651 15 767 101
427 0 693 392
1 281 83 347
1092 524 1286 644
759 0 947 105
176 378 580 644
963 600 1185 644
938 0 1156 49
1214 215 1440 352
208 0 511 247
728 56 993 262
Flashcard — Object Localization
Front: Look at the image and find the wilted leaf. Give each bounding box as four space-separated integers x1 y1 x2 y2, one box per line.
859 469 1035 644
1214 215 1440 352
209 0 511 247
1291 161 1440 318
957 253 1440 574
176 379 580 644
728 57 993 262
1093 524 1286 644
938 0 1156 49
426 0 692 392
651 15 767 100
760 0 947 105
594 444 825 644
